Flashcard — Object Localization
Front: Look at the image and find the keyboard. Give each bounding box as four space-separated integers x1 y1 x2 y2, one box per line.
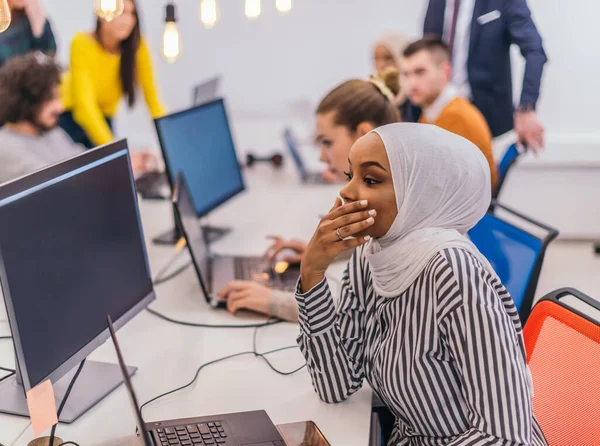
153 421 229 445
234 256 267 281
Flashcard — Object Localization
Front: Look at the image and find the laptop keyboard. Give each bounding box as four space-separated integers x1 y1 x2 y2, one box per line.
234 256 267 281
153 422 229 445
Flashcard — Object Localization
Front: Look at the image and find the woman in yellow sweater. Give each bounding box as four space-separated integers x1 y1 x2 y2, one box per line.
60 0 165 148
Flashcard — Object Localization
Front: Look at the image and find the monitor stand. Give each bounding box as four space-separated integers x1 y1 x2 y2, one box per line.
0 360 136 424
152 225 231 246
152 226 181 245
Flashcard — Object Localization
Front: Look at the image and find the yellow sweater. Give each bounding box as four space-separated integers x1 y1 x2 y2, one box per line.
420 97 498 189
61 32 166 146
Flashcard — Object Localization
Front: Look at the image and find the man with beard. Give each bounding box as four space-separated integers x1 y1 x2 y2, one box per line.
0 52 155 184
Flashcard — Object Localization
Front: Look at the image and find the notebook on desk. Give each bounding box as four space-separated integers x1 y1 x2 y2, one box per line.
107 315 286 446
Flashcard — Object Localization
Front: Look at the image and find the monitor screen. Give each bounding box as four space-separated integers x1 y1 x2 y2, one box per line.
155 99 245 218
0 143 154 390
283 128 307 176
173 174 210 295
193 77 220 106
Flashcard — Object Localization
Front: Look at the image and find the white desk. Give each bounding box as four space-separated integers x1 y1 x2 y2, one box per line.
0 166 372 446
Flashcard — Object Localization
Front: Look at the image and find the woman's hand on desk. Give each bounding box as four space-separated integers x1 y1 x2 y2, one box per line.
300 198 374 293
265 236 307 264
219 280 273 316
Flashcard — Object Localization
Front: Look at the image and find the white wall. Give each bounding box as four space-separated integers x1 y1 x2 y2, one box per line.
45 0 600 155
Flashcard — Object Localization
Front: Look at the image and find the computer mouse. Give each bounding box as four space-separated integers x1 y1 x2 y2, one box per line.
209 296 228 309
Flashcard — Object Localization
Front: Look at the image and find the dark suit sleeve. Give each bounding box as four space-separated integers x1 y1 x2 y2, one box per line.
31 20 57 55
504 0 547 109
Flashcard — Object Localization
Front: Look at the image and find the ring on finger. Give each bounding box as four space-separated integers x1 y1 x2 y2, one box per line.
336 228 344 241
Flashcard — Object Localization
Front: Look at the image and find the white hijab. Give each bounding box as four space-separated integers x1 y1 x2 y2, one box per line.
365 123 494 298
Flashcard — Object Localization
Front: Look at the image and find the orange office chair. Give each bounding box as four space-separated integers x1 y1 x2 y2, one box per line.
524 288 600 445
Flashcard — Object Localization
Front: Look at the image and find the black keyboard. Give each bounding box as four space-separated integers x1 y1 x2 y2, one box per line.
153 421 229 445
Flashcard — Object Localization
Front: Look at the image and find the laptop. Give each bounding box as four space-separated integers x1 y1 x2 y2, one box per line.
283 128 327 185
193 77 221 106
107 315 285 446
172 172 298 308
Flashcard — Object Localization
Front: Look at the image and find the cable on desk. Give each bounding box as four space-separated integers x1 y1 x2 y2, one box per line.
0 336 11 340
252 327 306 376
0 370 15 384
140 340 303 415
153 261 192 286
0 366 15 373
49 359 86 446
140 349 256 415
146 307 283 329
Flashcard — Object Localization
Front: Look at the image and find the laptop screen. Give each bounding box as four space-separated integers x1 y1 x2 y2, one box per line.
156 99 245 219
283 128 307 177
107 316 153 446
173 174 211 296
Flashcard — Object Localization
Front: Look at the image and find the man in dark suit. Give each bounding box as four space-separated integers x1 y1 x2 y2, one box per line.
424 0 547 151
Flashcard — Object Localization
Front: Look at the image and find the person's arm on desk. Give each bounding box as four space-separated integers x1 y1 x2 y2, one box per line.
220 281 299 322
296 198 373 403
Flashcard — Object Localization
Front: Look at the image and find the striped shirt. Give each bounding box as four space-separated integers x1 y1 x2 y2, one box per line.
296 247 547 445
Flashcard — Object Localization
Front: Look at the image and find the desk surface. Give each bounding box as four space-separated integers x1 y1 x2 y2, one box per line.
0 165 372 446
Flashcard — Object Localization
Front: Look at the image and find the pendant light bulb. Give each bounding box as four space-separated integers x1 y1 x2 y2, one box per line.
200 0 218 29
276 0 292 13
245 0 261 20
0 0 11 32
163 3 181 63
94 0 125 22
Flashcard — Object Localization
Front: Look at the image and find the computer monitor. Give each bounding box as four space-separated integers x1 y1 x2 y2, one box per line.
192 76 221 106
153 98 245 244
0 139 155 423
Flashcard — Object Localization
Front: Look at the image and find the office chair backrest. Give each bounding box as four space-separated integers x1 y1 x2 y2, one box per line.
524 288 600 445
468 202 558 323
493 143 523 199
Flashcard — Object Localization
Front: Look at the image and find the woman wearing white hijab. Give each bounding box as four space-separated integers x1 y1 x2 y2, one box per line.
297 123 547 445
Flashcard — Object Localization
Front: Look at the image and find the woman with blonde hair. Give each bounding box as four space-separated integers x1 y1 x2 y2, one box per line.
373 32 419 122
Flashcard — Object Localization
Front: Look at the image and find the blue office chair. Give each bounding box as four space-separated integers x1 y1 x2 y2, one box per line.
493 143 526 199
468 201 559 324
